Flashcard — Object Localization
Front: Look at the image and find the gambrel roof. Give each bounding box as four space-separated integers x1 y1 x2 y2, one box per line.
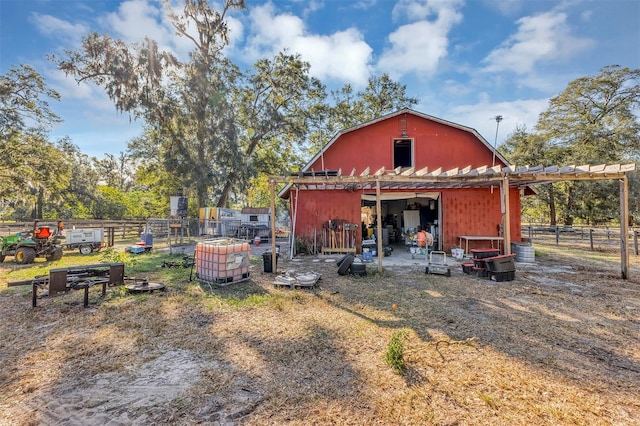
303 108 512 173
279 108 511 198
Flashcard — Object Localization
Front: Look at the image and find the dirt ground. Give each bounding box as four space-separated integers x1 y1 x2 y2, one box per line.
1 241 639 425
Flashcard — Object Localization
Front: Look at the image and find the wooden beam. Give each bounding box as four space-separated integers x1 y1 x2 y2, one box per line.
270 179 277 272
415 166 429 176
374 167 386 176
620 176 629 279
376 179 383 273
502 177 511 255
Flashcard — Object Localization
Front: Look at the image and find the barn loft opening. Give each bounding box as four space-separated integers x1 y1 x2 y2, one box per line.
393 138 413 168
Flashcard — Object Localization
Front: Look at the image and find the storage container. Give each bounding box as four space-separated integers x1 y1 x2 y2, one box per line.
473 258 486 268
472 266 489 278
490 270 516 282
262 252 278 273
349 262 367 276
511 242 535 263
484 254 516 273
470 248 500 259
195 238 250 286
461 262 474 274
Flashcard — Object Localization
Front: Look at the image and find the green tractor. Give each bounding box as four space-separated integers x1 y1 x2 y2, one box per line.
0 226 64 264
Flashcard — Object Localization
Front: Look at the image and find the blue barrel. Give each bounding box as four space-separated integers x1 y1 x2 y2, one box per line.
141 232 153 246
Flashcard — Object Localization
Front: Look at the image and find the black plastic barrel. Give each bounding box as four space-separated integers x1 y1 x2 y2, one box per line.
262 252 278 273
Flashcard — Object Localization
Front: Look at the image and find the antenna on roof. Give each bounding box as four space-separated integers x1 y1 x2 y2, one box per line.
491 115 503 168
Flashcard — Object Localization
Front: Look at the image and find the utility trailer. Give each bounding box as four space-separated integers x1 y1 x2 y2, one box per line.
64 228 105 254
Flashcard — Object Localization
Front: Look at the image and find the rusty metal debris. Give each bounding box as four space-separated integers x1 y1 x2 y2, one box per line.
8 263 126 308
124 277 165 293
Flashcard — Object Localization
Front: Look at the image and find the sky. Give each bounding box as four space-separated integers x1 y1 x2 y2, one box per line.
1 0 639 159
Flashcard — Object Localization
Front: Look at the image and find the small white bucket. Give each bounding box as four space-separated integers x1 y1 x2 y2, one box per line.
451 248 464 259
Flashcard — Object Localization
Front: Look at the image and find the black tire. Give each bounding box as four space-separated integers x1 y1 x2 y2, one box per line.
79 244 93 255
336 253 350 266
47 247 63 261
15 247 36 264
337 254 354 275
0 254 5 263
424 266 429 274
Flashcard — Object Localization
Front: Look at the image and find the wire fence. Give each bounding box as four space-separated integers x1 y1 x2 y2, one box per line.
522 224 640 255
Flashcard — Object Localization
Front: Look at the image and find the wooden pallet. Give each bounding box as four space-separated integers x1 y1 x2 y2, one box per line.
321 247 357 254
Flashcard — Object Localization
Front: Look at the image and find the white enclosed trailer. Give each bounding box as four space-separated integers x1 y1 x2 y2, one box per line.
64 228 105 254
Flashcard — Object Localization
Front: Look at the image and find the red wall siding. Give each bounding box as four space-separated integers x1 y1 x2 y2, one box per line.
441 187 522 251
292 189 362 247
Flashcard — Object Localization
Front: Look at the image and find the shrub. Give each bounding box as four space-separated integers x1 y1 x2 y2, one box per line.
385 330 408 373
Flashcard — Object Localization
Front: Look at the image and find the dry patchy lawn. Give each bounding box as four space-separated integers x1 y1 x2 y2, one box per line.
1 243 639 425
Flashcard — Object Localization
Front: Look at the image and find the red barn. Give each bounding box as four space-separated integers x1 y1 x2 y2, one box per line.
279 109 524 254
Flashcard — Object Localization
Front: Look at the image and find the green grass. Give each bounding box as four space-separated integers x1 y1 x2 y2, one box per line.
534 244 620 263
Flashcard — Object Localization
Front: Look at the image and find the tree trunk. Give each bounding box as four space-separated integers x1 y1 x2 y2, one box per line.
36 187 44 219
217 178 233 207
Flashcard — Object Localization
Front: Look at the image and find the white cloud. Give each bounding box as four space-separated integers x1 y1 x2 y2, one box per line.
482 11 593 75
241 3 373 85
97 0 247 63
447 97 550 147
441 79 473 97
30 13 89 46
303 0 324 18
353 0 377 11
101 0 168 44
378 0 463 78
481 0 524 16
392 0 464 24
49 69 116 111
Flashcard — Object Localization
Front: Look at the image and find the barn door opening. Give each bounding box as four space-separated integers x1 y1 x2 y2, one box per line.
360 192 441 250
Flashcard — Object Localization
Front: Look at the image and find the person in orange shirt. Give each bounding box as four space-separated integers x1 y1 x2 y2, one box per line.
416 226 433 248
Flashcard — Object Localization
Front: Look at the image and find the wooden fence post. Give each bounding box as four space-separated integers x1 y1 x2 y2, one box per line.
589 229 594 251
555 226 560 246
634 230 639 256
